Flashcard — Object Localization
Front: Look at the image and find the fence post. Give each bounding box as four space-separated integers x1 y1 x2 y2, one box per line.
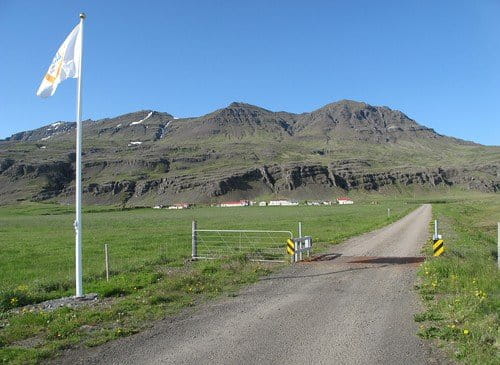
104 244 109 282
293 238 297 264
298 240 301 262
192 220 198 260
387 208 390 218
298 221 302 238
434 220 438 240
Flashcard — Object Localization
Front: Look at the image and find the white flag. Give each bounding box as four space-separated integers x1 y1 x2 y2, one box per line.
37 23 82 98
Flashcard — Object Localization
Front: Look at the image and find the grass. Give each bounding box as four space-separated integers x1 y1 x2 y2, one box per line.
415 196 500 364
0 201 410 293
0 200 412 364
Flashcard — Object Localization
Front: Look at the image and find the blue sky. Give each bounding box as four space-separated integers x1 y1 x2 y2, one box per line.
0 0 499 145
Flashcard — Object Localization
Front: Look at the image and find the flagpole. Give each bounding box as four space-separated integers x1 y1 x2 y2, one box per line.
75 12 85 298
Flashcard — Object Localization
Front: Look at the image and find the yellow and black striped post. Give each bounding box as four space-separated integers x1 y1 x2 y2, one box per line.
433 238 444 256
432 219 444 257
286 238 295 256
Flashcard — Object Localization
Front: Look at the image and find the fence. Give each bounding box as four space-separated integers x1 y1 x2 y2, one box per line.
0 236 184 292
191 221 294 262
1 221 309 292
96 232 191 280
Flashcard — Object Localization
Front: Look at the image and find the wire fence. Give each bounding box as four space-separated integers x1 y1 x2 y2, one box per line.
1 223 297 293
1 235 192 292
90 232 192 282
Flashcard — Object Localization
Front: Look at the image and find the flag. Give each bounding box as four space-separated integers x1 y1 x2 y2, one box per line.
37 23 82 98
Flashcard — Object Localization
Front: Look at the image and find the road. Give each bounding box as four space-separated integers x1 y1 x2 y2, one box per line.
58 204 447 364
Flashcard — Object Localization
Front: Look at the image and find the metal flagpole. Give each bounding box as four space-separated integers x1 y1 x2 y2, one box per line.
75 12 85 298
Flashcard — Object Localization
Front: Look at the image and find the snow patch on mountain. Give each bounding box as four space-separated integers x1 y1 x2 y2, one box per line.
130 112 153 126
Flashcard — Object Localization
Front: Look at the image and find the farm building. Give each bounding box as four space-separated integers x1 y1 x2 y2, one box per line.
269 200 299 206
307 200 333 206
306 201 321 206
337 197 354 205
168 203 191 209
219 200 250 208
258 201 267 207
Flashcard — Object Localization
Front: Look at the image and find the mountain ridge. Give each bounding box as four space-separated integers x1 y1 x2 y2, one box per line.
0 100 497 205
2 100 480 146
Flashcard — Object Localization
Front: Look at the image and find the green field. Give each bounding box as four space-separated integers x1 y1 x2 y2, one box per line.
416 196 500 364
0 201 412 294
0 200 413 363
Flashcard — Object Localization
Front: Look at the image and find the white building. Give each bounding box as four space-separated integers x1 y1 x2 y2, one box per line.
168 203 191 209
337 197 354 205
306 201 321 206
220 200 250 208
269 200 299 206
258 201 267 207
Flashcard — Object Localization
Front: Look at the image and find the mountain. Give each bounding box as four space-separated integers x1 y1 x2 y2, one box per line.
0 100 498 205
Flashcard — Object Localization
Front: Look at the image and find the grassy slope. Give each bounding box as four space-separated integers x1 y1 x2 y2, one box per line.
416 196 500 364
3 131 499 174
0 200 412 364
121 138 500 176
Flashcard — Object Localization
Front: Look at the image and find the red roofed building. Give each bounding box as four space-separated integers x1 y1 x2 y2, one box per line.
337 197 354 205
219 200 250 207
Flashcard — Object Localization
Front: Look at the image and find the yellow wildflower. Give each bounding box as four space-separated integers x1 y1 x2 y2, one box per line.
16 284 28 292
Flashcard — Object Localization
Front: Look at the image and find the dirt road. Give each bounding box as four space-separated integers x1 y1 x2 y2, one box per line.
59 204 446 364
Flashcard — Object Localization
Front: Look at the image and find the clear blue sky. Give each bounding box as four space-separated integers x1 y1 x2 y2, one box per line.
1 0 499 145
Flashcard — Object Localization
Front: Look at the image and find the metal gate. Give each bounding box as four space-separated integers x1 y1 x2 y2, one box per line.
191 221 293 262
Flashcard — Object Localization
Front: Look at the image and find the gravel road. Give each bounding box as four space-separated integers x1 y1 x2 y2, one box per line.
57 204 447 365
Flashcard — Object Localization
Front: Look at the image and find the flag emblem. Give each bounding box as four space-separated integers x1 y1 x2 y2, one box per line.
37 23 82 98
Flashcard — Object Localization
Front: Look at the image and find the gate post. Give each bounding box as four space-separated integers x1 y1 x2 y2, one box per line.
293 240 299 263
192 220 198 260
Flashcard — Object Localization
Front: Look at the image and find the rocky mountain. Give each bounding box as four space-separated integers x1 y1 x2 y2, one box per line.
0 100 498 205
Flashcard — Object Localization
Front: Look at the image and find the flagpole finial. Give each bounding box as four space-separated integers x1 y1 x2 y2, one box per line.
79 13 86 19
